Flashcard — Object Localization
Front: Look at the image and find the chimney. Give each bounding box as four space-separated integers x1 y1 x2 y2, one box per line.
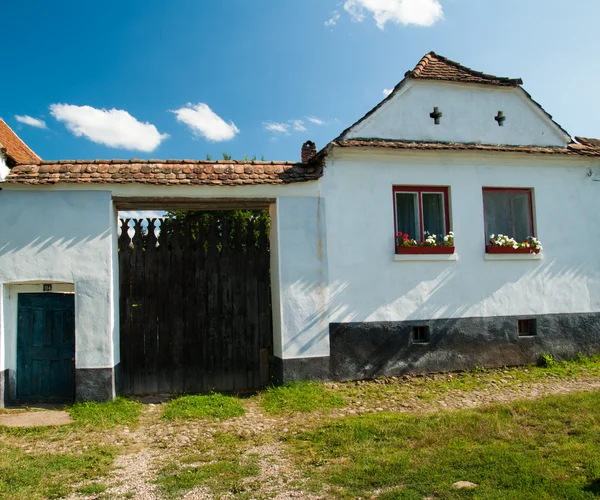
301 141 317 164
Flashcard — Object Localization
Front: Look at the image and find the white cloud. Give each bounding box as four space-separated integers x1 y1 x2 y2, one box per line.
264 122 290 135
172 103 239 142
325 10 341 27
344 0 443 28
383 88 393 96
50 104 168 152
290 120 307 132
15 115 47 129
306 116 325 125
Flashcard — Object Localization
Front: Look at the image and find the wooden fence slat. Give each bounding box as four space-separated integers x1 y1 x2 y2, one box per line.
143 219 159 394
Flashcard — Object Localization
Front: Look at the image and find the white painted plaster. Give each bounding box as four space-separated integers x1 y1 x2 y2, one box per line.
0 154 8 182
312 148 600 362
394 253 458 262
0 191 117 373
274 197 330 359
1 180 319 199
344 80 569 147
484 252 543 261
269 202 283 358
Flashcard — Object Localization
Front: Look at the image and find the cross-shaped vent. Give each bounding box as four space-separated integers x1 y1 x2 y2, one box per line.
430 107 442 125
495 111 506 126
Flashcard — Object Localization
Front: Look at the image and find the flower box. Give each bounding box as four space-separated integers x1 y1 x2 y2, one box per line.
486 246 540 255
396 246 455 255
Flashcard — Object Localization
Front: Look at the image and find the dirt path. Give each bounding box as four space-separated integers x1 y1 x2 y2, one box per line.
70 374 600 499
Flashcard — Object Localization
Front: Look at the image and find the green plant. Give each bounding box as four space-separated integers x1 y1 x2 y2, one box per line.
222 152 232 160
540 353 557 368
162 393 246 421
261 381 345 415
289 391 600 499
68 397 142 429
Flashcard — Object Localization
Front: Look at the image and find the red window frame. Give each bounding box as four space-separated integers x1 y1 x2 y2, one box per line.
393 186 451 241
482 187 535 240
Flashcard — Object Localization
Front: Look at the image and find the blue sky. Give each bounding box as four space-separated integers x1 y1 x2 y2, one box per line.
2 0 599 162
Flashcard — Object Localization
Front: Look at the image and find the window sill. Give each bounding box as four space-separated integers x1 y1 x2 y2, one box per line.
484 252 543 261
394 253 458 262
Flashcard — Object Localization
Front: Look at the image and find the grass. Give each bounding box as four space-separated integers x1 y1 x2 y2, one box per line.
155 457 260 499
331 354 600 406
288 390 600 499
260 381 346 415
0 445 115 499
68 396 142 429
162 393 246 420
76 482 108 495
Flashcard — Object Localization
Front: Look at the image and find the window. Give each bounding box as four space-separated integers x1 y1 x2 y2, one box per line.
518 319 537 337
483 188 534 241
412 325 430 343
394 186 450 242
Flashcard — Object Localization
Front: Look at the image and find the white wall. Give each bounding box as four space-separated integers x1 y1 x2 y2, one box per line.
0 190 117 376
0 154 9 181
274 197 330 359
345 81 569 147
307 149 600 356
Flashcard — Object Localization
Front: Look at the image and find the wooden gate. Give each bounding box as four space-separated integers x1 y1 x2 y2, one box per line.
118 215 272 395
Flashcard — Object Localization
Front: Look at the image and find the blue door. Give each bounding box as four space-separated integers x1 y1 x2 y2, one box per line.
17 293 75 402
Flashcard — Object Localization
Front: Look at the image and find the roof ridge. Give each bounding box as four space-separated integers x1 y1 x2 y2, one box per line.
406 51 523 86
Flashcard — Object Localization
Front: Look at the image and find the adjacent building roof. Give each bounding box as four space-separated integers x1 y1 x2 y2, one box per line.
4 159 323 186
0 119 41 165
332 139 600 157
575 137 600 149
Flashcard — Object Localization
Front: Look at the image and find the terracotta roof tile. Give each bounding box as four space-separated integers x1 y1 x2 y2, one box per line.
575 137 600 149
333 139 600 157
407 52 523 86
4 159 323 185
0 119 41 165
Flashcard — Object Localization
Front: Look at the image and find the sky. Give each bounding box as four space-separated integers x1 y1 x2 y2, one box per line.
2 0 599 163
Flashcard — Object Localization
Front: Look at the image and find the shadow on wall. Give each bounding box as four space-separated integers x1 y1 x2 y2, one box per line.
284 253 600 359
0 192 113 258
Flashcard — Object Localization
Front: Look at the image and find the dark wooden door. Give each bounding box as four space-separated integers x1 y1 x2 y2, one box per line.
17 293 75 402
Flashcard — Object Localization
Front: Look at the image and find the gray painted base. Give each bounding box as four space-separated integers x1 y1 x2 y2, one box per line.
330 313 600 381
274 356 330 384
75 367 116 402
0 370 6 408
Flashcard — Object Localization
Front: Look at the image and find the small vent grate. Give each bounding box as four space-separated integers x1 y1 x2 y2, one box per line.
412 325 430 343
518 319 537 337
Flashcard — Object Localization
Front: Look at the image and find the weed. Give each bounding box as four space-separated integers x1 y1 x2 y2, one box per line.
540 353 557 368
261 381 346 415
162 393 246 420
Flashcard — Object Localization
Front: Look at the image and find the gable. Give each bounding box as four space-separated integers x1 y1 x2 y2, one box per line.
343 80 570 147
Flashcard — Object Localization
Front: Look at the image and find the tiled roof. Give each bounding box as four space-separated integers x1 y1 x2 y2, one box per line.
575 137 600 149
406 52 523 86
0 119 41 165
332 139 600 157
5 159 323 185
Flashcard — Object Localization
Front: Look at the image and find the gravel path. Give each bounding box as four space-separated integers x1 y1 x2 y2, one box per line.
70 373 600 499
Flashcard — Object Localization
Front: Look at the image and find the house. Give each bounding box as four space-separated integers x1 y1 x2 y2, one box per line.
1 53 600 404
0 119 41 180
